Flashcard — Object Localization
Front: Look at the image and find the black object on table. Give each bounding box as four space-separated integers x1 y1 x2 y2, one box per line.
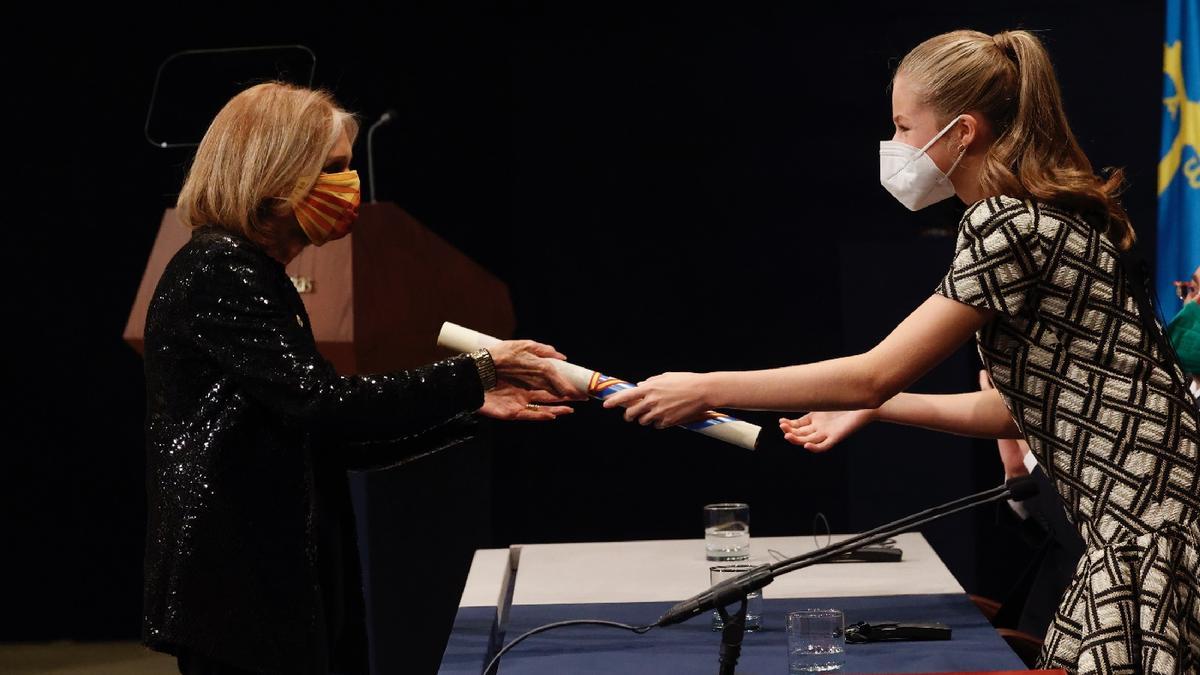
844 620 952 643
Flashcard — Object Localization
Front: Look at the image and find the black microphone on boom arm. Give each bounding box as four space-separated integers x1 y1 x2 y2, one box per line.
655 476 1038 675
657 475 1039 628
482 476 1039 675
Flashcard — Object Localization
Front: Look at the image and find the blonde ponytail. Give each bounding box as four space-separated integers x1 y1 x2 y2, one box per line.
899 30 1134 250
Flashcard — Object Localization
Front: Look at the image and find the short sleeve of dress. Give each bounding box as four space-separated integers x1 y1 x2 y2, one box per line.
936 196 1045 317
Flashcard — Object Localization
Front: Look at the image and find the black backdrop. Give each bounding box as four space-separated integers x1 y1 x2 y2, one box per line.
6 1 1164 673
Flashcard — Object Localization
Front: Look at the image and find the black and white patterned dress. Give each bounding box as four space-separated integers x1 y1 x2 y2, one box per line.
937 195 1200 674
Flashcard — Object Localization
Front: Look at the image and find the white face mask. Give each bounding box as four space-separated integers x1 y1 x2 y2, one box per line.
880 115 967 211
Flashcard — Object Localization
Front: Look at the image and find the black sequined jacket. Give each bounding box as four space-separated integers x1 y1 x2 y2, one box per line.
142 225 484 673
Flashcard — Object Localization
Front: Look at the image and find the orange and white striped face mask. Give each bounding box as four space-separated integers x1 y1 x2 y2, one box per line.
294 170 361 246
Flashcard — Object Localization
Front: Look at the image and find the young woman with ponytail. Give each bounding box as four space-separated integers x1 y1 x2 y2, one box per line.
604 30 1199 672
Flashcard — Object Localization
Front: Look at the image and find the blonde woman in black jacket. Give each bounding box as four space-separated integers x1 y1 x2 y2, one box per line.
143 81 580 675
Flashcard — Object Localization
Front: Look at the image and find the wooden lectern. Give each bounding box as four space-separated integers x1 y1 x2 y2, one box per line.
124 203 513 673
124 202 515 373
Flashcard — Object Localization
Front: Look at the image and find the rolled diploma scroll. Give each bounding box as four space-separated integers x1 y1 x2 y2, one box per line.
437 322 761 450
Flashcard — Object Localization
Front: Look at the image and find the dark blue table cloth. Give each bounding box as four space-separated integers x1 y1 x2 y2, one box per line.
440 606 503 674
441 593 1025 674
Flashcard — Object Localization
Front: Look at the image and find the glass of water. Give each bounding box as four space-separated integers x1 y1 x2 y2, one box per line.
787 609 845 672
709 564 763 632
703 503 749 561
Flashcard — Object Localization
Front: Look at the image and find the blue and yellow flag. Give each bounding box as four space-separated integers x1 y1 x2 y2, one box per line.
1159 0 1200 316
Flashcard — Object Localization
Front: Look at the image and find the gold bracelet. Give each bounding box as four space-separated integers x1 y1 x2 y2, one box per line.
469 348 498 392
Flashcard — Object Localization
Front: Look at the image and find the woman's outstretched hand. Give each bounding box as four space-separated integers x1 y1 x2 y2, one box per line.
601 372 713 428
488 340 586 400
779 408 877 452
479 383 576 421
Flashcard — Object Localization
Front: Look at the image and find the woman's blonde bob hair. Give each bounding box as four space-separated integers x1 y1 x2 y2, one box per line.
176 81 359 249
898 30 1134 250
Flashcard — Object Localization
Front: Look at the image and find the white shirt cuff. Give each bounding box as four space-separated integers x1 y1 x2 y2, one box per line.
1006 449 1039 520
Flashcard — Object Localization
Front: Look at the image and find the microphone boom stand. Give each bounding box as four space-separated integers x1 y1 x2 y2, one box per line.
667 477 1038 675
717 597 749 675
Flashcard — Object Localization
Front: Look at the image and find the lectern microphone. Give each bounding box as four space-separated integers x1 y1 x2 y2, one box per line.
367 108 398 203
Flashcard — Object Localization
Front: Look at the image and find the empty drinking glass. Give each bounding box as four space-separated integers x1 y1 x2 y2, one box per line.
786 608 845 672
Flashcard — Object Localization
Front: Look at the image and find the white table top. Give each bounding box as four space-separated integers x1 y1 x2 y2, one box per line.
491 532 962 606
456 548 513 608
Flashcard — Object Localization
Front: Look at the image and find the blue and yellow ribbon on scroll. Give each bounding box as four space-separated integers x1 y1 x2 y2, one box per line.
586 372 740 432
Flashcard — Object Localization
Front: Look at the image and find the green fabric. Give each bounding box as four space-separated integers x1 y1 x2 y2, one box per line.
1167 301 1200 374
